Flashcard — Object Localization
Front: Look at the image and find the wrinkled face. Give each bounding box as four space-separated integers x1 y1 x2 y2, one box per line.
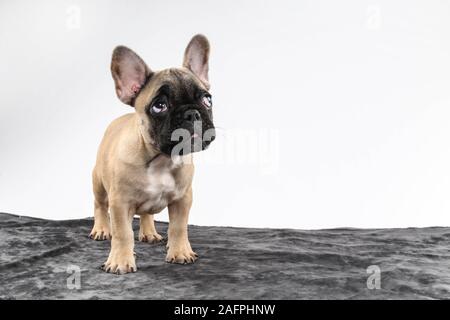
110 34 215 156
135 69 215 155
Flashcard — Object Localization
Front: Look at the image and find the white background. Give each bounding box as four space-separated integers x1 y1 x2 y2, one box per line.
1 0 450 229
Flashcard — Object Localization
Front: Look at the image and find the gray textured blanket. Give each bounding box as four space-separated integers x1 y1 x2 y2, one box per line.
0 212 449 299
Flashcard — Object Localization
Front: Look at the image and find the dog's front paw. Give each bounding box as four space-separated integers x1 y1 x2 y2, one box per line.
138 231 163 244
101 252 136 275
89 224 111 241
166 242 198 264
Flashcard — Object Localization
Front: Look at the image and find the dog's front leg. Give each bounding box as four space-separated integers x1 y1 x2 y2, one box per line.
166 187 198 264
102 201 136 274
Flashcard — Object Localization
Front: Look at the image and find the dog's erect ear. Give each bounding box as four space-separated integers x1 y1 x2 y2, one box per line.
111 46 152 106
183 34 210 89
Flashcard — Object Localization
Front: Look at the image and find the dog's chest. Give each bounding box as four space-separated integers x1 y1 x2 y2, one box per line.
137 157 185 214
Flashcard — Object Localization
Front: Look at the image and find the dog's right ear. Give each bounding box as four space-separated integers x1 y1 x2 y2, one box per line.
111 46 152 106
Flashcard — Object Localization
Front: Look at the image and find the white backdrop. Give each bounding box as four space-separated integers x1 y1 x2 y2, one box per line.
1 0 450 229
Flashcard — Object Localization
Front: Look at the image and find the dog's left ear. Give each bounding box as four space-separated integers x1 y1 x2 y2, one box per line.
183 34 210 89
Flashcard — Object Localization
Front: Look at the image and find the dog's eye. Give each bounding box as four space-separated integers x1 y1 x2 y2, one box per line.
151 98 168 114
201 94 212 109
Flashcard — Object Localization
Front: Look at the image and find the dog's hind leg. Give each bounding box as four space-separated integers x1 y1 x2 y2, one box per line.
89 170 111 241
138 214 163 243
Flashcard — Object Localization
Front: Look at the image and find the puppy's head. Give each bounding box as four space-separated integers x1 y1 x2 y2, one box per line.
110 34 215 156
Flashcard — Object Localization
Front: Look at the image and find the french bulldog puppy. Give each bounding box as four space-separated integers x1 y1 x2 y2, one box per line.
89 34 215 274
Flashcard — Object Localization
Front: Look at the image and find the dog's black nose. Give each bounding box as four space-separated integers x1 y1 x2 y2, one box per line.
184 109 201 122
